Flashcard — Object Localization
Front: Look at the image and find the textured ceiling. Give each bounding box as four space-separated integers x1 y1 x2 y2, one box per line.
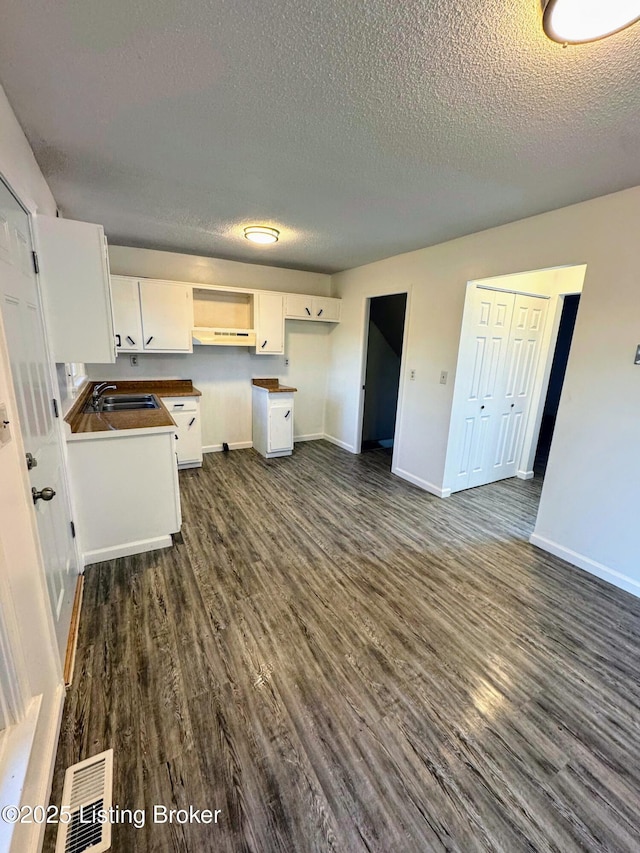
1 1 640 273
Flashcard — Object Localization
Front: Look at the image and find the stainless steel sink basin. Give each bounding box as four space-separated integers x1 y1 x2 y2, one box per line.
101 400 159 411
84 393 160 413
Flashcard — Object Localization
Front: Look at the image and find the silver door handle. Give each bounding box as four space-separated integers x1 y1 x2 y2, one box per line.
32 486 56 504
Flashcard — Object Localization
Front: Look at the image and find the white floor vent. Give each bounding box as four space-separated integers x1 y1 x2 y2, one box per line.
55 749 113 853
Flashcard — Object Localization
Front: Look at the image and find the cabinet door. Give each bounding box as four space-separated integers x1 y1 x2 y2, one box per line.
285 293 314 320
268 402 293 452
256 292 284 354
34 216 115 363
139 280 193 351
312 296 341 322
172 409 203 464
111 276 143 352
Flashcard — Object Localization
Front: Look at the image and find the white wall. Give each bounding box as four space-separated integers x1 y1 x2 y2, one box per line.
109 245 331 295
0 85 56 215
91 246 334 447
328 187 640 593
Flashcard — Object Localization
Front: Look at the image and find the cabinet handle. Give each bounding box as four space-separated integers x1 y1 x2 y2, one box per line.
285 410 291 419
317 308 324 317
127 335 136 345
174 403 184 407
115 334 122 347
188 417 196 427
481 405 485 410
175 434 179 439
305 307 311 315
261 340 267 349
146 336 154 345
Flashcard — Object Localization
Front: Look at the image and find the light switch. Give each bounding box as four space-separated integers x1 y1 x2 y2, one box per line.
635 345 640 365
0 402 11 446
440 371 448 385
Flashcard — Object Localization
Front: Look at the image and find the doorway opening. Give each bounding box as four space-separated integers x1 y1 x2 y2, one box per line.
534 294 580 476
361 293 407 456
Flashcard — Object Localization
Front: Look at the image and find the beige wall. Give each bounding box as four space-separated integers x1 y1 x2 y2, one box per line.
109 245 331 295
329 187 640 593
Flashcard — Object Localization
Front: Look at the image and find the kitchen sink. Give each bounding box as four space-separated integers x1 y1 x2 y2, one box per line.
84 393 160 413
101 400 159 411
101 394 157 405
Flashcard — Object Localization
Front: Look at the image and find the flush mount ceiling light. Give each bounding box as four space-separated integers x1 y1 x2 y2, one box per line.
244 226 279 245
542 0 640 43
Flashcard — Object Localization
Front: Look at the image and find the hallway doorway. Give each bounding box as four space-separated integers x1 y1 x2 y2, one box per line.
360 293 407 453
534 294 581 475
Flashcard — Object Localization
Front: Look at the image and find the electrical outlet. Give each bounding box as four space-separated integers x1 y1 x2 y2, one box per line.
285 357 289 366
410 369 416 381
439 370 448 385
130 355 138 367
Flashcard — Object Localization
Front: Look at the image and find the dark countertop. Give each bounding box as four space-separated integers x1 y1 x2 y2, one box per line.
252 378 298 393
65 379 201 435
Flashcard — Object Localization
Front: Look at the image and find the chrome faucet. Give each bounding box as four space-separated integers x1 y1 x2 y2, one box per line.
92 382 116 409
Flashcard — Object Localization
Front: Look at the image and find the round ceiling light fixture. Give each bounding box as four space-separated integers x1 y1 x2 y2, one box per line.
243 225 280 245
542 0 640 43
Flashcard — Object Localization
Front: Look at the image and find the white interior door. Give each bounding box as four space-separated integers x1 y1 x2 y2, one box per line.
492 294 548 481
446 286 548 493
0 180 77 666
449 288 515 491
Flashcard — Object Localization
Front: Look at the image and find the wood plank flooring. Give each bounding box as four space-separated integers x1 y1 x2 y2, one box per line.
44 441 640 852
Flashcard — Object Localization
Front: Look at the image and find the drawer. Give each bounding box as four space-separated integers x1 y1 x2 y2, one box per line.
161 396 199 413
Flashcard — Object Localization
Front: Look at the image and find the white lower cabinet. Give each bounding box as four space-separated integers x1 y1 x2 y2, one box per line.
162 396 203 468
252 386 295 458
67 428 181 564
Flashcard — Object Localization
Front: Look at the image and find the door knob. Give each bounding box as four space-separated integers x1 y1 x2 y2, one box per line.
32 486 56 504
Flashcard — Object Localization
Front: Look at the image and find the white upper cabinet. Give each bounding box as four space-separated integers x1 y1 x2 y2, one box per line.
312 296 341 322
139 280 193 352
285 293 340 323
255 292 284 354
285 293 314 319
34 216 116 363
111 276 144 351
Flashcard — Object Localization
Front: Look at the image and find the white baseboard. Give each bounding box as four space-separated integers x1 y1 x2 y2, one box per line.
203 441 253 453
517 469 535 480
392 466 451 498
322 434 356 453
83 535 173 564
294 433 324 442
530 533 640 599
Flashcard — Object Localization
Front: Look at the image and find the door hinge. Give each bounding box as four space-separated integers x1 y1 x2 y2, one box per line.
70 520 76 538
52 398 59 418
32 251 39 274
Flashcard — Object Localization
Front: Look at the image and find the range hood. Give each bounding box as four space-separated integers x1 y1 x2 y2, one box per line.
192 327 257 346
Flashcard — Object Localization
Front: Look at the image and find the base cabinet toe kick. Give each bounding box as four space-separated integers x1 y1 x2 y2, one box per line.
67 427 182 565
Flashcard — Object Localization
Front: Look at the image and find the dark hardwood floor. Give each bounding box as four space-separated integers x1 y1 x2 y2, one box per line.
44 441 640 852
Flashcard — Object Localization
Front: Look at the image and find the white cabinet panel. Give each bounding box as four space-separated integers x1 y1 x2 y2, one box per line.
111 276 143 352
139 280 193 352
161 396 202 468
312 296 341 322
285 293 341 323
252 386 295 458
256 292 284 354
268 402 294 452
34 216 115 363
67 429 181 563
285 293 314 319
